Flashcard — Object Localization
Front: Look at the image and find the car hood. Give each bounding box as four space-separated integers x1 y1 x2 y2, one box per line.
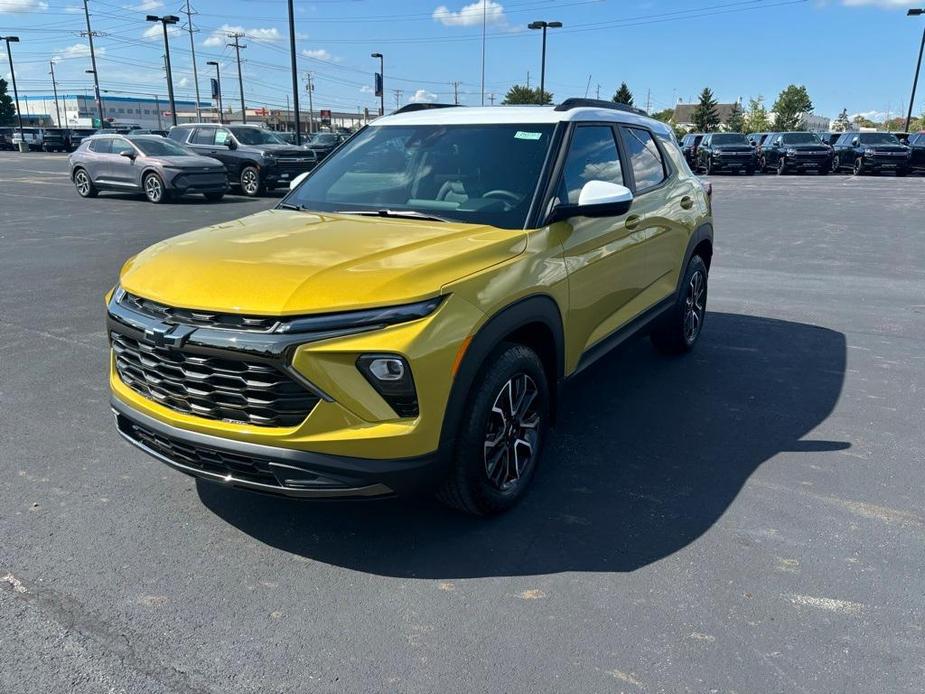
119 209 525 315
149 155 224 168
240 144 311 157
863 144 908 152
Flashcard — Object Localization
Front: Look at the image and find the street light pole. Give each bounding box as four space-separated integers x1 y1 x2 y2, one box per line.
1 36 23 143
286 0 302 145
147 15 179 127
905 9 925 133
371 52 384 116
207 61 223 124
527 20 562 105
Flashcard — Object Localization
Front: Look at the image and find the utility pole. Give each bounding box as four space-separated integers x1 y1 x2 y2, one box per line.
81 0 104 126
646 88 651 114
286 0 302 144
904 8 925 133
595 84 600 100
49 60 61 125
227 32 247 123
451 80 460 105
182 1 202 120
306 72 314 135
488 92 495 105
526 70 530 89
393 89 403 109
1 36 23 143
480 0 486 105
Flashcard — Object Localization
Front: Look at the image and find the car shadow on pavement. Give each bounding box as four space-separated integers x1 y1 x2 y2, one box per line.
197 312 848 578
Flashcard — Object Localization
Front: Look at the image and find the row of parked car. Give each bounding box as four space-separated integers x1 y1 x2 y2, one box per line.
679 130 925 176
66 123 335 203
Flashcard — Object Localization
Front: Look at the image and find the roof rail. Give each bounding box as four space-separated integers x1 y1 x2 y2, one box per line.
554 98 649 117
393 103 461 115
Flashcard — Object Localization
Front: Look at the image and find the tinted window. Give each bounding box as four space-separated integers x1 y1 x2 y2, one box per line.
560 126 624 205
285 123 555 230
111 137 133 153
190 128 215 145
229 127 283 145
89 138 112 153
711 133 749 145
131 138 193 156
622 127 667 191
858 133 900 145
780 132 820 144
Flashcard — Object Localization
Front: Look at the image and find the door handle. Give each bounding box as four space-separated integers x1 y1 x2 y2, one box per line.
625 214 641 230
680 196 694 210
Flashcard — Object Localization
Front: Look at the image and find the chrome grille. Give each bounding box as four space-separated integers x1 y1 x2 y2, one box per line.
119 291 278 332
111 331 318 427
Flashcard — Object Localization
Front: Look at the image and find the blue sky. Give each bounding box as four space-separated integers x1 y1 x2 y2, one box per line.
2 0 924 122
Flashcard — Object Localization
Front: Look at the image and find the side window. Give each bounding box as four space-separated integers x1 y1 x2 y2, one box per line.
189 128 214 145
622 127 667 192
558 125 624 205
111 137 132 153
89 138 112 154
214 129 232 146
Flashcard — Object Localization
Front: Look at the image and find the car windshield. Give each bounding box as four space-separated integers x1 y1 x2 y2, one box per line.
131 137 194 157
780 133 819 144
309 133 339 145
711 134 748 145
284 123 556 230
229 127 284 145
859 133 900 145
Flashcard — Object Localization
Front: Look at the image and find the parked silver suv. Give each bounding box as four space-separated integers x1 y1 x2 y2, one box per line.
68 135 228 203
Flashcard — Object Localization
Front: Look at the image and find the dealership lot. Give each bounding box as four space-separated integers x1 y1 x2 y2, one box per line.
1 152 923 692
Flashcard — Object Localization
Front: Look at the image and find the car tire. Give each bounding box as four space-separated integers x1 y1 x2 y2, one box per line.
704 158 713 175
204 192 225 202
73 168 98 198
776 158 787 175
650 254 708 355
853 157 865 176
239 166 263 197
831 157 841 174
758 155 766 172
143 172 168 204
437 343 550 516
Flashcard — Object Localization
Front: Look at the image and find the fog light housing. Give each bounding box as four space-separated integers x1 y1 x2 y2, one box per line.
357 354 418 418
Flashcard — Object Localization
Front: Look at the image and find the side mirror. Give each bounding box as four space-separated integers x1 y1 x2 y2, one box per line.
119 149 135 159
225 138 237 150
549 181 634 222
289 171 310 191
852 138 860 147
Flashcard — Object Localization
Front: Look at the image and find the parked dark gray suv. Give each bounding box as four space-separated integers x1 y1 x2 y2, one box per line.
168 124 317 196
68 135 228 203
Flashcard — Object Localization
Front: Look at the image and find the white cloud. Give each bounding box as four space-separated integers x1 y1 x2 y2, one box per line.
0 0 48 13
125 0 163 10
202 25 281 47
53 43 106 61
360 85 374 94
302 48 338 62
850 110 888 121
433 0 506 27
178 77 189 87
142 23 180 40
409 89 438 104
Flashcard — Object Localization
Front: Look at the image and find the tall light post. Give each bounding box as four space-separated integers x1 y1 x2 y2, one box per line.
207 60 223 124
286 0 302 144
147 15 180 126
1 36 24 143
527 20 562 105
905 8 925 133
371 52 384 116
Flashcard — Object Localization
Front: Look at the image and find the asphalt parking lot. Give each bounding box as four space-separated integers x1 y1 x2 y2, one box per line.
1 152 923 693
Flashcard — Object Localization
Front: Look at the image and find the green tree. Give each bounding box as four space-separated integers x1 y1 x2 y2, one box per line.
612 82 634 106
743 96 771 132
853 114 876 129
771 84 813 131
650 107 674 123
726 101 745 133
832 108 851 133
0 78 16 126
692 87 720 132
502 84 552 105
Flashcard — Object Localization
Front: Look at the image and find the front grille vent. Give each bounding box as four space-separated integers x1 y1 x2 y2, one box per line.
118 291 278 333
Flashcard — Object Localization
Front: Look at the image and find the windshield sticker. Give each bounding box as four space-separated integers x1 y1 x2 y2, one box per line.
514 131 543 141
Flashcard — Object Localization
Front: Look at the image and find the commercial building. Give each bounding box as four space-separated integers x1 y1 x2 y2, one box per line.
19 94 211 129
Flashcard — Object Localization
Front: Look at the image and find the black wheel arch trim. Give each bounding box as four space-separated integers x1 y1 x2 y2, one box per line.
675 222 714 296
439 294 565 448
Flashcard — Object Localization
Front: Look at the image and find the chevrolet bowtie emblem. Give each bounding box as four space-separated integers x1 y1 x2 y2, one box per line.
144 323 196 348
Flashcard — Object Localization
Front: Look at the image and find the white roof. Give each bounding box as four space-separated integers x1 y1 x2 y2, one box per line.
373 105 673 137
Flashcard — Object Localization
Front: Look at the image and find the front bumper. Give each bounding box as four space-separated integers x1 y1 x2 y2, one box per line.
262 160 316 188
113 396 445 498
167 171 229 194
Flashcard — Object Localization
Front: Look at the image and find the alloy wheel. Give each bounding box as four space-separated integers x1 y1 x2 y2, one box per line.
683 270 706 345
483 373 541 492
75 171 90 196
241 168 259 195
145 175 163 202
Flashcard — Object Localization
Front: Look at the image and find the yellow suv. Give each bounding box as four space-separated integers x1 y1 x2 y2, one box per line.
108 99 713 515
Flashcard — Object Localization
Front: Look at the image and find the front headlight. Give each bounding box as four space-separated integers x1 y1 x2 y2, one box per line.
786 148 799 156
864 148 876 156
262 154 277 165
275 296 445 335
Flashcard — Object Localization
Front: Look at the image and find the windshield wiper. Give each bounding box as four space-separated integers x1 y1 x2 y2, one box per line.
336 209 451 223
278 202 307 211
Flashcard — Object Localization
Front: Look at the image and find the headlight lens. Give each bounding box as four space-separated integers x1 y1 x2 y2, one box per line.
864 148 876 155
786 148 798 156
276 296 445 335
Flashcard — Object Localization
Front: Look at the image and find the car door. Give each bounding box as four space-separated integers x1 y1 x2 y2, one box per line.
699 134 712 170
208 128 242 178
85 137 114 184
911 134 925 169
556 124 649 355
108 136 139 187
